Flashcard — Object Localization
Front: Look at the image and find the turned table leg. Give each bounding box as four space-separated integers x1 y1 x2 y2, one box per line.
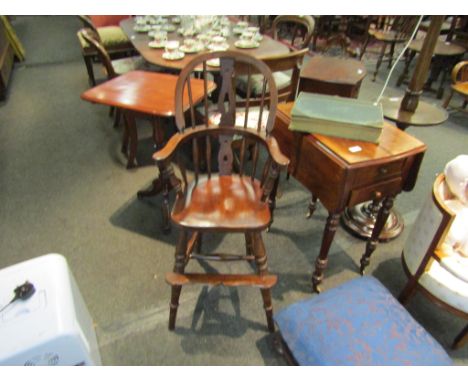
123 111 138 169
312 212 340 293
359 195 395 274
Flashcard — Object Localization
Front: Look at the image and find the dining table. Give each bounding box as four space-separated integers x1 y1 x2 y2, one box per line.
119 16 291 72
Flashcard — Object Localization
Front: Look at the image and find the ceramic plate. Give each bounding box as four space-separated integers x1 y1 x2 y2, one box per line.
180 44 204 54
134 25 151 33
148 41 166 49
234 40 260 49
162 51 185 61
162 24 177 32
233 27 246 35
207 58 220 67
207 43 229 52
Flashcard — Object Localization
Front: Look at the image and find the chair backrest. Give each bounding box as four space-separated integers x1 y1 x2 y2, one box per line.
403 174 456 279
272 15 315 50
78 28 116 79
237 48 308 104
78 15 99 35
173 50 278 183
369 15 418 39
320 33 353 58
452 60 468 84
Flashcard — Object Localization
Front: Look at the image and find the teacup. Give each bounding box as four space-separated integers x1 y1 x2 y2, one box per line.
153 31 168 46
247 26 259 34
165 40 180 57
236 21 248 29
135 16 146 26
184 38 196 49
240 30 254 42
210 35 227 50
197 33 211 47
221 27 230 38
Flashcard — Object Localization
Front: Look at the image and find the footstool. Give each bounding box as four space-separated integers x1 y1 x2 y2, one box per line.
274 276 452 365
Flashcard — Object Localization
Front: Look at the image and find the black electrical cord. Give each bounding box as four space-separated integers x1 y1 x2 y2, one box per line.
0 281 36 313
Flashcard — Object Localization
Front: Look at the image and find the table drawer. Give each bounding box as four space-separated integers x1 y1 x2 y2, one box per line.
351 159 405 188
348 177 402 206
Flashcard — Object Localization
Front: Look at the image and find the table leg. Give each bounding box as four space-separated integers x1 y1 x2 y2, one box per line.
396 50 416 87
359 195 395 274
123 111 138 169
306 194 319 219
312 212 340 293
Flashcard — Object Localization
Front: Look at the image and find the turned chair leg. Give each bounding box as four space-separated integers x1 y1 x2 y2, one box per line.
252 232 275 332
373 42 387 81
168 230 189 330
443 88 454 109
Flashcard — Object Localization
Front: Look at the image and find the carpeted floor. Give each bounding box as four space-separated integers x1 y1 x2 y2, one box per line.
0 16 467 365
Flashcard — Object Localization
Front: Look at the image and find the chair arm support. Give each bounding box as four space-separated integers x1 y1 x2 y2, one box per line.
265 136 290 169
451 60 468 84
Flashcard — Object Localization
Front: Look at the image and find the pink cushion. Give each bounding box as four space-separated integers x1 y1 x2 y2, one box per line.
89 16 131 27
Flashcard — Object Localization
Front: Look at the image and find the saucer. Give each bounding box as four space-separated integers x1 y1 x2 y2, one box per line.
162 51 185 61
207 43 230 52
234 40 260 49
180 44 204 54
134 25 151 33
207 58 220 67
148 41 166 49
162 24 177 32
233 27 246 35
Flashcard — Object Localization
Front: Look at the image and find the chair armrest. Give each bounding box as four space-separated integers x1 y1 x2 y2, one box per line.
265 136 290 168
451 60 468 84
154 125 290 170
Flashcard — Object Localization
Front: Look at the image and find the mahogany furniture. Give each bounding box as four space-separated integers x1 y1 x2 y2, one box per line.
384 17 449 131
272 102 427 292
81 71 215 231
81 70 214 170
79 28 146 128
360 16 419 81
443 60 468 109
298 55 367 98
397 39 466 99
119 17 290 72
271 15 315 50
399 174 468 349
77 16 135 86
154 51 289 332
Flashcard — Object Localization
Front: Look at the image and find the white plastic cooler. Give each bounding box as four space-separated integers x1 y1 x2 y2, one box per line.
0 254 101 365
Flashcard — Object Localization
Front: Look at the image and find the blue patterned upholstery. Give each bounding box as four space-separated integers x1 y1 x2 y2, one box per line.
274 276 452 365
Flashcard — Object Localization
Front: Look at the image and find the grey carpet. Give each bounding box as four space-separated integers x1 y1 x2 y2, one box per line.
0 16 467 365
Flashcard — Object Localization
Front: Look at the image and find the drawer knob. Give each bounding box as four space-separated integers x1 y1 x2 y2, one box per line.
379 167 388 175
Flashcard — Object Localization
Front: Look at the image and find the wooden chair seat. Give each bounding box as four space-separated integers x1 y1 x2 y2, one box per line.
452 81 468 96
172 174 271 231
443 60 468 109
369 29 408 43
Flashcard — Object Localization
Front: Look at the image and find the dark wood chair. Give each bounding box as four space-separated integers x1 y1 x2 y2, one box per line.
77 16 135 86
443 60 468 109
399 173 468 349
271 15 315 50
359 16 419 81
79 28 145 127
319 33 354 57
154 51 289 332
